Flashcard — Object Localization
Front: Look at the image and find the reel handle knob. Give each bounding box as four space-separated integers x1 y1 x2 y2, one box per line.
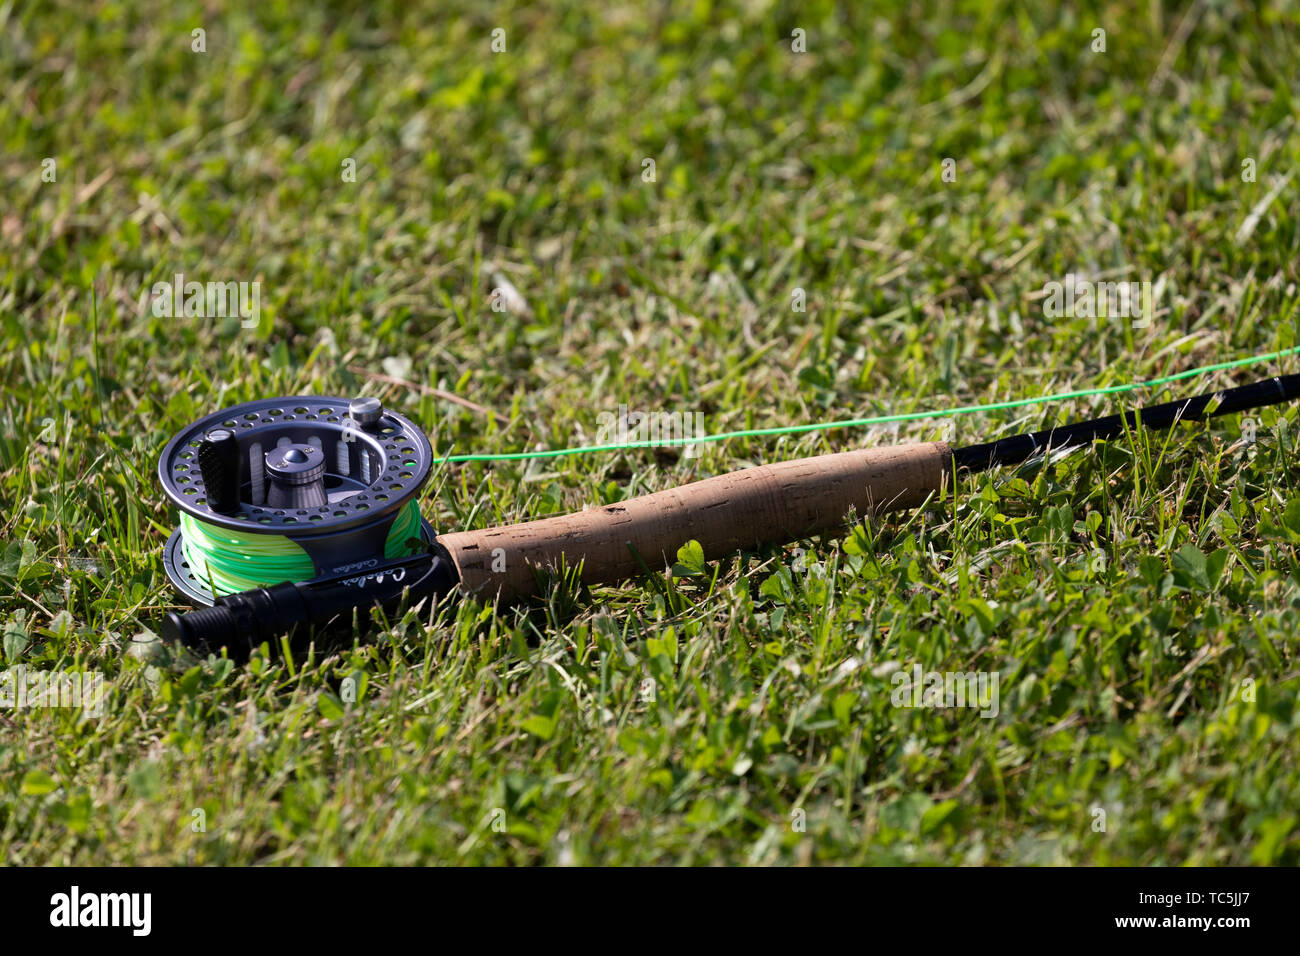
197 429 242 514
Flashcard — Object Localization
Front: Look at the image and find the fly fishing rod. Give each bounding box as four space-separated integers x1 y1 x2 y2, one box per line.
158 374 1300 657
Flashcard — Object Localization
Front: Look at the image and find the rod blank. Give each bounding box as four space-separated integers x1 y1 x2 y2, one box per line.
953 374 1300 472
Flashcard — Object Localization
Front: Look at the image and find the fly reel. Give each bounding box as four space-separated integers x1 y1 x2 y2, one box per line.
159 396 438 607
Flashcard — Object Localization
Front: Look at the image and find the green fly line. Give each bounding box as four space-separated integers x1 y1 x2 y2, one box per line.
437 345 1300 463
179 499 424 596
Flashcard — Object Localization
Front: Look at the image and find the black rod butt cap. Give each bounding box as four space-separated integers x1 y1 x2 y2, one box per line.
161 605 238 654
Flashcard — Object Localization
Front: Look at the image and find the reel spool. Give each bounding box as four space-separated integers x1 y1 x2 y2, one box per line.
159 396 437 607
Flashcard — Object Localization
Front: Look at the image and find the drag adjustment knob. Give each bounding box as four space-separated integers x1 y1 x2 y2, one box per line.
264 443 327 509
348 396 383 431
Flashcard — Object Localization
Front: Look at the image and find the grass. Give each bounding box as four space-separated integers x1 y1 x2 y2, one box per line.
1 0 1298 865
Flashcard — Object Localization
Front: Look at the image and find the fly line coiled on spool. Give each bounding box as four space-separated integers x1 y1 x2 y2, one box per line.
176 499 425 596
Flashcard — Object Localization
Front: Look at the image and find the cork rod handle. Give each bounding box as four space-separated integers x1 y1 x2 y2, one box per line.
438 441 951 601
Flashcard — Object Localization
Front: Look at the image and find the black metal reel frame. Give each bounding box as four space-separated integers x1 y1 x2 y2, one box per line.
158 395 439 607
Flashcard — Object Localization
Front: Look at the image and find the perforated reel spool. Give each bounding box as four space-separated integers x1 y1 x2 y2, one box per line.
158 396 437 606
